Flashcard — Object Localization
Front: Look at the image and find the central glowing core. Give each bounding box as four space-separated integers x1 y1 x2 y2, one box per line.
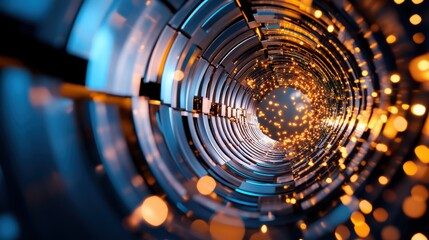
257 87 311 143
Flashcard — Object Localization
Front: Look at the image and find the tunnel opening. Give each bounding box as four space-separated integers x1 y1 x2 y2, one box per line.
0 0 429 239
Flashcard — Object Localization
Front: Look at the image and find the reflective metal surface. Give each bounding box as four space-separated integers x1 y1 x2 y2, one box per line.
1 0 429 239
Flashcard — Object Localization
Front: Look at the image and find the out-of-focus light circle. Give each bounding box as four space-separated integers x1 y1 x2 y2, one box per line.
413 33 425 44
378 176 389 185
373 208 388 222
418 60 429 71
393 116 408 132
390 73 400 83
381 226 400 240
350 211 365 224
334 225 350 240
197 175 216 195
327 25 334 32
412 0 424 4
354 222 370 238
209 213 245 240
415 145 429 163
359 200 373 214
410 14 422 25
412 233 428 240
314 10 322 18
403 161 418 176
261 224 267 233
411 104 426 116
191 219 209 236
173 70 185 81
386 35 397 44
394 0 405 4
402 196 427 218
411 185 429 201
141 196 168 227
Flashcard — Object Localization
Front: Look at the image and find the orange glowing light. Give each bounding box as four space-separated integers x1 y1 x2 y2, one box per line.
141 196 168 227
197 175 216 195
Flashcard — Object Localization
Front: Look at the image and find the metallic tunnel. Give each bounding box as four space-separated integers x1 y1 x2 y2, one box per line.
0 0 429 239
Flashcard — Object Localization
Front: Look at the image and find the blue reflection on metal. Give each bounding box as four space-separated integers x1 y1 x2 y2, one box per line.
0 0 53 22
67 0 114 59
86 28 113 89
201 1 233 30
181 0 208 29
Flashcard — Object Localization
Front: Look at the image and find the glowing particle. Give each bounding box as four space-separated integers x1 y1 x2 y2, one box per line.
376 143 388 152
290 198 297 204
412 233 428 240
173 70 185 81
350 211 365 224
300 223 307 230
413 33 425 44
314 10 322 18
197 175 216 195
386 35 397 44
384 88 392 95
393 116 408 132
403 161 418 176
326 177 332 184
412 0 424 4
209 213 245 240
415 145 429 163
403 196 427 218
362 70 368 76
354 222 370 238
410 14 422 25
378 176 389 185
261 224 267 233
411 185 429 201
373 208 388 222
394 0 405 4
359 199 373 214
418 60 429 71
327 25 335 32
141 196 168 227
390 74 400 83
335 225 350 240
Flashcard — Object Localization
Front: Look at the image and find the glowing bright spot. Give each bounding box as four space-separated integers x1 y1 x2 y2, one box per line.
350 211 365 224
410 14 422 25
393 116 408 132
412 0 424 4
403 196 427 218
403 161 418 176
376 143 388 153
314 10 322 18
359 200 373 214
173 70 185 81
354 222 370 238
418 60 429 71
386 35 397 44
413 33 425 44
378 176 389 185
384 88 392 95
335 225 350 240
411 104 426 116
209 213 245 240
415 145 429 163
327 25 335 32
411 185 429 201
373 208 388 222
197 175 216 195
394 0 405 4
412 233 428 240
390 74 400 83
141 196 168 227
261 224 267 233
362 70 368 76
326 177 332 184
